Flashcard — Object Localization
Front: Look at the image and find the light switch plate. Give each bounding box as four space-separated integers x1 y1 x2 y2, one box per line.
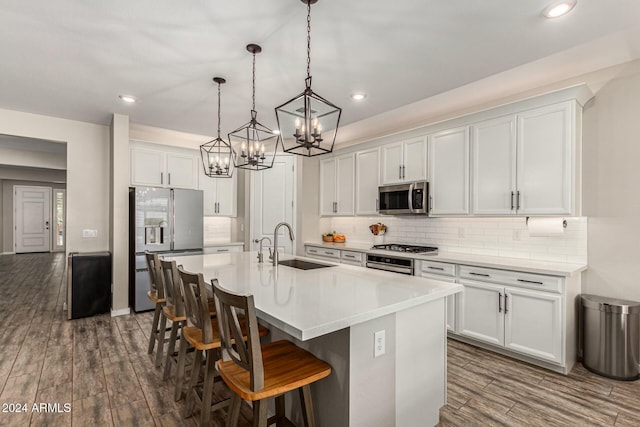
82 229 98 238
374 330 386 358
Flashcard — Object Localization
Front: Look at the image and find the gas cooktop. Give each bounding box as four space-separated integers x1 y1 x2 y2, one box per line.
371 244 438 254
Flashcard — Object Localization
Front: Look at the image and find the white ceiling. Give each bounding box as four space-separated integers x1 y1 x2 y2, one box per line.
1 0 640 142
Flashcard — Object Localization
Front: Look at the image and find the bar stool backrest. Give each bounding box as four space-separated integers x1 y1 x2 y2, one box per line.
178 267 214 344
159 259 184 317
145 251 165 299
212 279 264 392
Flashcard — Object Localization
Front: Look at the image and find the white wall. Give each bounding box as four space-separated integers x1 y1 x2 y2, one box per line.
582 68 640 301
0 147 66 170
0 108 110 254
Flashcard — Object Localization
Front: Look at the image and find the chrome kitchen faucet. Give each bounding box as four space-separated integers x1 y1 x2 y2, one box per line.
271 222 295 266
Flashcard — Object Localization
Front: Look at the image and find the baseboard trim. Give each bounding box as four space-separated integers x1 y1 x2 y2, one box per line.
0 252 16 256
111 307 131 317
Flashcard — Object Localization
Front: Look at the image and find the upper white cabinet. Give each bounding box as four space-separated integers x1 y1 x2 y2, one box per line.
320 153 355 216
516 102 574 215
429 127 469 215
131 146 199 189
355 148 380 215
381 137 427 184
471 115 517 215
471 101 575 215
198 166 237 217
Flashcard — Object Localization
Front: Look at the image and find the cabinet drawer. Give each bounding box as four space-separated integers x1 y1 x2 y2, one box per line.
420 260 456 277
459 265 562 293
305 246 340 259
341 250 364 263
204 245 242 254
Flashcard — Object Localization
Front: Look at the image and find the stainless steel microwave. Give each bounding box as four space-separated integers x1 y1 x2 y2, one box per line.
378 181 429 215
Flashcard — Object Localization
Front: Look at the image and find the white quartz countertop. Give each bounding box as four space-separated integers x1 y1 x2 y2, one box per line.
304 241 587 276
167 251 461 341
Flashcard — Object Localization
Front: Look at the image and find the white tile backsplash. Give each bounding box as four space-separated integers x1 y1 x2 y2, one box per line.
320 216 587 264
204 217 231 245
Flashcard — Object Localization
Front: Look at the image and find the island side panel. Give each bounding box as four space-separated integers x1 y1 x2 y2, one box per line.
266 323 351 427
348 314 396 427
396 298 447 427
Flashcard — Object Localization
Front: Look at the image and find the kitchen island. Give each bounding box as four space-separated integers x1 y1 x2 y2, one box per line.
169 251 462 427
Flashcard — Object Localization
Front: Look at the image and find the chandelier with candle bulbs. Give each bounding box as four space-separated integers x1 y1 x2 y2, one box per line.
200 77 235 178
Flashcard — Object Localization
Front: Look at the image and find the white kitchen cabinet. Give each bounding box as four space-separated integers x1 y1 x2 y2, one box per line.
471 115 517 215
456 265 565 366
319 154 355 216
458 280 505 346
355 148 380 215
504 287 562 364
203 244 243 254
199 166 237 216
421 272 457 332
516 101 574 215
130 146 199 189
429 127 469 215
471 101 574 215
381 137 427 185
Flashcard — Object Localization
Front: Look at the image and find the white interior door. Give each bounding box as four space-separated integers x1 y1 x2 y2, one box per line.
14 185 52 253
251 155 296 255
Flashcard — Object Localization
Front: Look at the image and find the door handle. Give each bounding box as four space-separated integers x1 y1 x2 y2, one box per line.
511 191 515 211
504 294 509 314
498 292 502 313
168 173 171 186
402 165 405 179
516 191 521 211
161 172 164 185
399 165 402 180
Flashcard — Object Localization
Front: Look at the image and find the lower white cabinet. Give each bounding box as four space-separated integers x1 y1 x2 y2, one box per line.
421 272 457 332
203 244 243 254
457 273 563 365
304 245 366 267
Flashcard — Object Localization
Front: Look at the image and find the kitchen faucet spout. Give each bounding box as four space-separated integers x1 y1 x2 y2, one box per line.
272 222 295 266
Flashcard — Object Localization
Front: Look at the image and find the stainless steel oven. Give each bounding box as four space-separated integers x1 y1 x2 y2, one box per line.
366 254 414 275
378 181 429 215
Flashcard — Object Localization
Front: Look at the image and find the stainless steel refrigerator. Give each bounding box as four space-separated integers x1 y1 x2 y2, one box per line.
129 187 203 312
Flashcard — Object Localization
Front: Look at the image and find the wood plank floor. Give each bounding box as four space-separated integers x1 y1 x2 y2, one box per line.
1 253 639 426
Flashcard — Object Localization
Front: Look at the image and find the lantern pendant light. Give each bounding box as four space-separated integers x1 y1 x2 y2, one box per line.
229 44 278 171
200 77 235 178
275 0 341 157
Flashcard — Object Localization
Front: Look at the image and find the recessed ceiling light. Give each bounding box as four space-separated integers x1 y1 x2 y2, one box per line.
273 129 281 135
351 93 367 101
543 0 577 18
119 94 137 103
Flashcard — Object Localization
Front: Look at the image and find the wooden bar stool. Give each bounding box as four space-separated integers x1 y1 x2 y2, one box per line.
178 268 269 426
145 251 167 364
212 280 332 427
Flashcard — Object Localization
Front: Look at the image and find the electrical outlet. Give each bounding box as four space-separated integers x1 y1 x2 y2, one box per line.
374 330 386 358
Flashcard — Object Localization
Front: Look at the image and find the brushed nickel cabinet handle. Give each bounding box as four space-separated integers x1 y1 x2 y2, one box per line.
469 272 490 277
161 172 164 185
517 279 543 285
498 292 502 313
505 294 509 314
428 266 444 271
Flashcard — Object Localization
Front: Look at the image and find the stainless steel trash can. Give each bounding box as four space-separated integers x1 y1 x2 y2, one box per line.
581 294 640 380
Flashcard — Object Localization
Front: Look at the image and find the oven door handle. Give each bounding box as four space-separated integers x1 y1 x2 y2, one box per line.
408 182 415 213
366 261 413 275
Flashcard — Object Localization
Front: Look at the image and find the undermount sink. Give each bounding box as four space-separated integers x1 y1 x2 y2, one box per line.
278 259 335 270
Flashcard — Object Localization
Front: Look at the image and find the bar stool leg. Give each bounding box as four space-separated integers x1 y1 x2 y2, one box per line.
148 303 162 354
253 399 268 427
163 320 180 380
184 349 202 418
200 350 216 426
226 394 242 427
174 332 188 401
299 385 316 427
155 314 168 367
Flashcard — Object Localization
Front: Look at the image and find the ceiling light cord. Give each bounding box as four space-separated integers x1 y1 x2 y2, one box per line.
306 0 311 82
217 81 222 138
252 50 257 112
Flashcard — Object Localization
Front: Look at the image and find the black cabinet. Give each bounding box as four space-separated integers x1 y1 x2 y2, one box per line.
67 252 111 319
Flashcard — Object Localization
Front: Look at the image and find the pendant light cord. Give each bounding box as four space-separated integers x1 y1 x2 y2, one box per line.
217 81 221 138
306 0 311 79
252 51 256 111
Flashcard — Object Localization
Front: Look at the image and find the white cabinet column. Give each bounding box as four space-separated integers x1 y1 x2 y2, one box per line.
356 148 380 215
429 127 469 215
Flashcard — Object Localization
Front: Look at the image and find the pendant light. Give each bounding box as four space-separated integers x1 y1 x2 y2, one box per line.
229 44 278 171
275 0 341 157
200 77 235 178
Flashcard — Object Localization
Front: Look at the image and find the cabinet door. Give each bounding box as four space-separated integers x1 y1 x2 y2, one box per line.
516 102 573 215
131 148 165 186
319 158 337 216
381 142 404 184
403 137 428 182
471 116 517 215
214 174 237 217
458 280 504 346
166 152 199 189
355 148 380 215
504 287 562 364
199 167 218 216
429 128 469 215
335 154 355 215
